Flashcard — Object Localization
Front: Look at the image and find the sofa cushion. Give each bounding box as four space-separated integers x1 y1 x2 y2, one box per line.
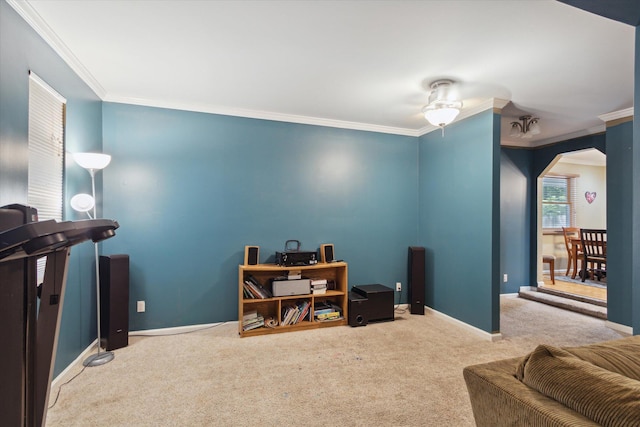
516 344 640 427
564 335 640 381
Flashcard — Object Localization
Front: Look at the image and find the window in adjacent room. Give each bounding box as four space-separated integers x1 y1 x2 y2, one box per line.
28 71 66 283
541 175 576 231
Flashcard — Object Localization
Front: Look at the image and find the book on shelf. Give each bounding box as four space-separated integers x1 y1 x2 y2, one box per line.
287 269 302 280
242 311 265 331
316 311 341 320
243 309 258 322
281 300 311 326
313 301 342 321
243 275 272 299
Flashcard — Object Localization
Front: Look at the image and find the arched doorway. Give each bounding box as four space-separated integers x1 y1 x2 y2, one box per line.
536 148 607 301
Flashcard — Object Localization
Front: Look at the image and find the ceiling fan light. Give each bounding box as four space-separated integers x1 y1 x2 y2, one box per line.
424 107 460 127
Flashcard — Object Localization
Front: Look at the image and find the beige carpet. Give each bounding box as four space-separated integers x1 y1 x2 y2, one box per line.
45 296 628 427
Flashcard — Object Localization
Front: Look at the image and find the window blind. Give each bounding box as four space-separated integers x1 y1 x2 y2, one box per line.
28 72 66 282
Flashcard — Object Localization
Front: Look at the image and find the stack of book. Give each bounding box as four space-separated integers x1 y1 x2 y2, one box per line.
287 269 302 279
243 275 272 299
310 278 327 294
281 300 311 326
313 301 342 321
242 310 265 331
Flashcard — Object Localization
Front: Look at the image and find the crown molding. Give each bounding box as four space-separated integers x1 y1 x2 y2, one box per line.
8 0 106 99
416 98 508 136
598 107 634 126
104 95 421 137
528 124 606 148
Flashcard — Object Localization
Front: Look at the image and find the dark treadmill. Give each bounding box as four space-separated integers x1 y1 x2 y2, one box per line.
0 204 119 427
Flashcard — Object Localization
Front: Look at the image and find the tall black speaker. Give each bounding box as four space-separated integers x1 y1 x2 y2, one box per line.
99 254 129 351
408 246 425 315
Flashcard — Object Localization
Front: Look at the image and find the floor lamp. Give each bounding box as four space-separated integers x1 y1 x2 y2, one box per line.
72 152 114 367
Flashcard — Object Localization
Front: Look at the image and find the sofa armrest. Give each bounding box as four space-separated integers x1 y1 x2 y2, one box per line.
463 357 599 427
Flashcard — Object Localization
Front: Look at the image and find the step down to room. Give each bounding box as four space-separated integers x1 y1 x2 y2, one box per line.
536 286 607 307
518 288 607 320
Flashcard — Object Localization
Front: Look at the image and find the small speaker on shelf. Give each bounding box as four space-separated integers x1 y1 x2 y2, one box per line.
320 243 335 263
244 246 259 265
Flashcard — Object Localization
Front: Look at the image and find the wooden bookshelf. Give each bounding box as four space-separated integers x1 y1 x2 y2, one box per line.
238 262 348 337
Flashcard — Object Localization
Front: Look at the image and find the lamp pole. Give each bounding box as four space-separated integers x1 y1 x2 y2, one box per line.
73 153 114 367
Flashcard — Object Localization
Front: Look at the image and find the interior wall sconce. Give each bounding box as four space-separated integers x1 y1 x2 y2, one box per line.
422 79 463 136
509 115 541 139
71 152 114 367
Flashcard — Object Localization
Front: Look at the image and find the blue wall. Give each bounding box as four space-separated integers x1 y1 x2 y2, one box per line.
0 0 104 375
633 26 640 335
500 148 532 293
101 103 418 329
418 110 500 333
606 120 634 328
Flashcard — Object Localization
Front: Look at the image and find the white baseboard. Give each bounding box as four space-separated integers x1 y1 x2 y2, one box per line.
129 321 232 336
520 286 537 292
605 320 634 335
425 306 502 342
51 339 97 388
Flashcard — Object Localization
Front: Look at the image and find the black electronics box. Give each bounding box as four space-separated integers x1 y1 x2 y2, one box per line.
348 284 394 326
275 251 318 266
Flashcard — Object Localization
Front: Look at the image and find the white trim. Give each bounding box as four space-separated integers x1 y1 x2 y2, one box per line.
105 97 420 137
599 107 634 123
529 124 606 147
128 321 232 336
7 0 106 98
425 306 502 342
51 339 97 388
521 286 537 291
605 320 634 335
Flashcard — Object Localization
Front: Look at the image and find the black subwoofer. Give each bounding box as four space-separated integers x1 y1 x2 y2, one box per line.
348 292 368 327
99 254 129 351
408 246 425 315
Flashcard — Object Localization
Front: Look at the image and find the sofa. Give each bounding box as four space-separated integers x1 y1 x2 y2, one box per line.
463 335 640 426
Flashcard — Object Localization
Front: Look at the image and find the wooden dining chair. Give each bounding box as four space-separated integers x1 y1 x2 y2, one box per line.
580 228 607 282
562 227 581 277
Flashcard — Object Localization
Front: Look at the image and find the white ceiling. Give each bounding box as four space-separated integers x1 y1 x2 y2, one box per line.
11 0 635 145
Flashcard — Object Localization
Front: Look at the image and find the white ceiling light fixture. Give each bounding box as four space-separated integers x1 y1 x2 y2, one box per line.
509 115 541 139
422 79 463 136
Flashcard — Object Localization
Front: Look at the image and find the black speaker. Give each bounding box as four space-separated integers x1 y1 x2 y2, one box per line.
348 292 368 327
99 254 129 351
244 246 259 265
320 243 334 263
408 246 425 315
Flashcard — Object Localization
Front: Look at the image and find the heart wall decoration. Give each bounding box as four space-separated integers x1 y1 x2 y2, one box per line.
585 191 597 204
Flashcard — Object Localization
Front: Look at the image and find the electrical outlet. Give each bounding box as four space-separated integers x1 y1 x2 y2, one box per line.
137 300 145 313
396 282 402 292
503 274 508 283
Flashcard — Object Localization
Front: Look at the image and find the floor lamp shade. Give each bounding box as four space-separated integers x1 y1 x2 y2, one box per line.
73 152 111 170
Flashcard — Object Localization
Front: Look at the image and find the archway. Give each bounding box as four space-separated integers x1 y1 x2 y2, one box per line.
536 148 607 300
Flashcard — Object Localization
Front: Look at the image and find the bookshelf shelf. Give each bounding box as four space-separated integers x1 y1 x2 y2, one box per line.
238 262 348 337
